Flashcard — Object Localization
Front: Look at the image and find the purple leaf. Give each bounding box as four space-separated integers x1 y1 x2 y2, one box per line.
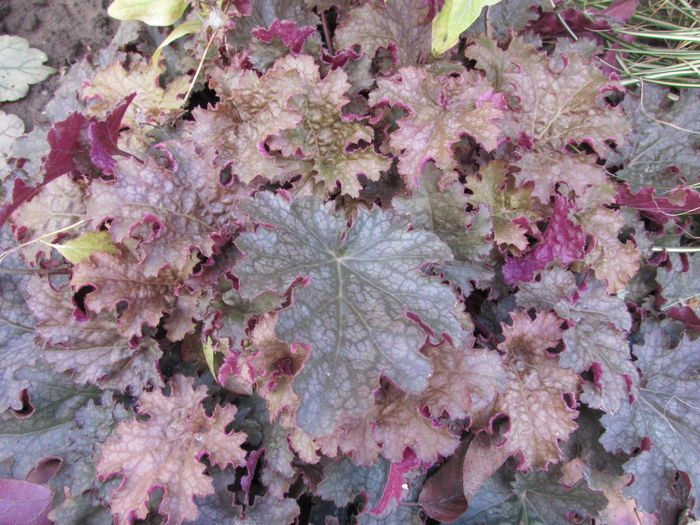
503 196 588 285
0 479 53 525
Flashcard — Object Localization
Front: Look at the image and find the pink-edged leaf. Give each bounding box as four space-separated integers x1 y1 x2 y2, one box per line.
0 478 53 525
334 0 433 67
657 253 700 331
315 414 382 467
235 193 460 437
372 380 460 464
419 341 505 422
600 323 700 513
27 276 163 392
97 375 247 525
503 196 588 285
85 140 242 277
251 19 316 55
267 59 390 197
182 54 308 184
370 449 420 516
497 310 580 470
369 67 504 185
71 248 198 340
468 35 628 202
518 271 636 413
394 163 495 290
577 205 640 293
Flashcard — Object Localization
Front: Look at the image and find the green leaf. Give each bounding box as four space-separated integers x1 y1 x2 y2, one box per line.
202 337 217 379
431 0 503 55
0 35 55 102
152 19 203 65
235 193 461 436
107 0 188 26
52 232 118 264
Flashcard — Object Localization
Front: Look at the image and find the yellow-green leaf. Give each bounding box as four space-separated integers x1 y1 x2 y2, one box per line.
52 232 118 264
107 0 188 26
202 337 220 379
152 20 203 64
431 0 503 55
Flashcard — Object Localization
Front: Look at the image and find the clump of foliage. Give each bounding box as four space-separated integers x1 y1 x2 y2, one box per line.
0 0 699 523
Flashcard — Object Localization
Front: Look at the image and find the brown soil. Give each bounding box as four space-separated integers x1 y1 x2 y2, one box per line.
0 0 119 129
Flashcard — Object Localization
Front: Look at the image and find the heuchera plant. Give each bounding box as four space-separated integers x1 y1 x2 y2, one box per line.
1 0 699 523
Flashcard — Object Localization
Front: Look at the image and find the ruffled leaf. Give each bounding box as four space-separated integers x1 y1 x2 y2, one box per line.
97 375 247 524
394 164 495 291
71 248 198 340
267 59 390 197
334 0 433 67
497 311 580 470
600 323 700 513
85 141 240 276
468 36 628 202
369 67 503 184
503 196 588 285
27 277 162 392
518 274 636 413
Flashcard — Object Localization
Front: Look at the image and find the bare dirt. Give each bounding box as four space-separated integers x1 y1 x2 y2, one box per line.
0 0 119 129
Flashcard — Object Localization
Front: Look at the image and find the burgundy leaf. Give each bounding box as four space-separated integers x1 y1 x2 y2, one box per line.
0 94 134 229
251 19 316 55
616 184 700 224
419 439 469 522
503 196 589 284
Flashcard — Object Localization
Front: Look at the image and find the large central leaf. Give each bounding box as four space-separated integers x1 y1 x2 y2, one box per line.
235 193 460 436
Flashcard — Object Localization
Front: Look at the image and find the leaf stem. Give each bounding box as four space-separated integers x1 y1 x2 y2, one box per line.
320 10 335 56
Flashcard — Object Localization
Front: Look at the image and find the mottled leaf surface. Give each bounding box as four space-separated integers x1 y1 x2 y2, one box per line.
497 311 580 470
609 84 700 188
236 193 459 436
86 141 240 277
71 249 197 339
0 245 38 411
468 36 628 202
97 375 247 524
335 0 433 67
369 67 503 184
394 165 494 290
657 253 700 322
600 323 700 513
0 365 101 481
267 58 389 197
27 277 162 392
317 457 389 509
